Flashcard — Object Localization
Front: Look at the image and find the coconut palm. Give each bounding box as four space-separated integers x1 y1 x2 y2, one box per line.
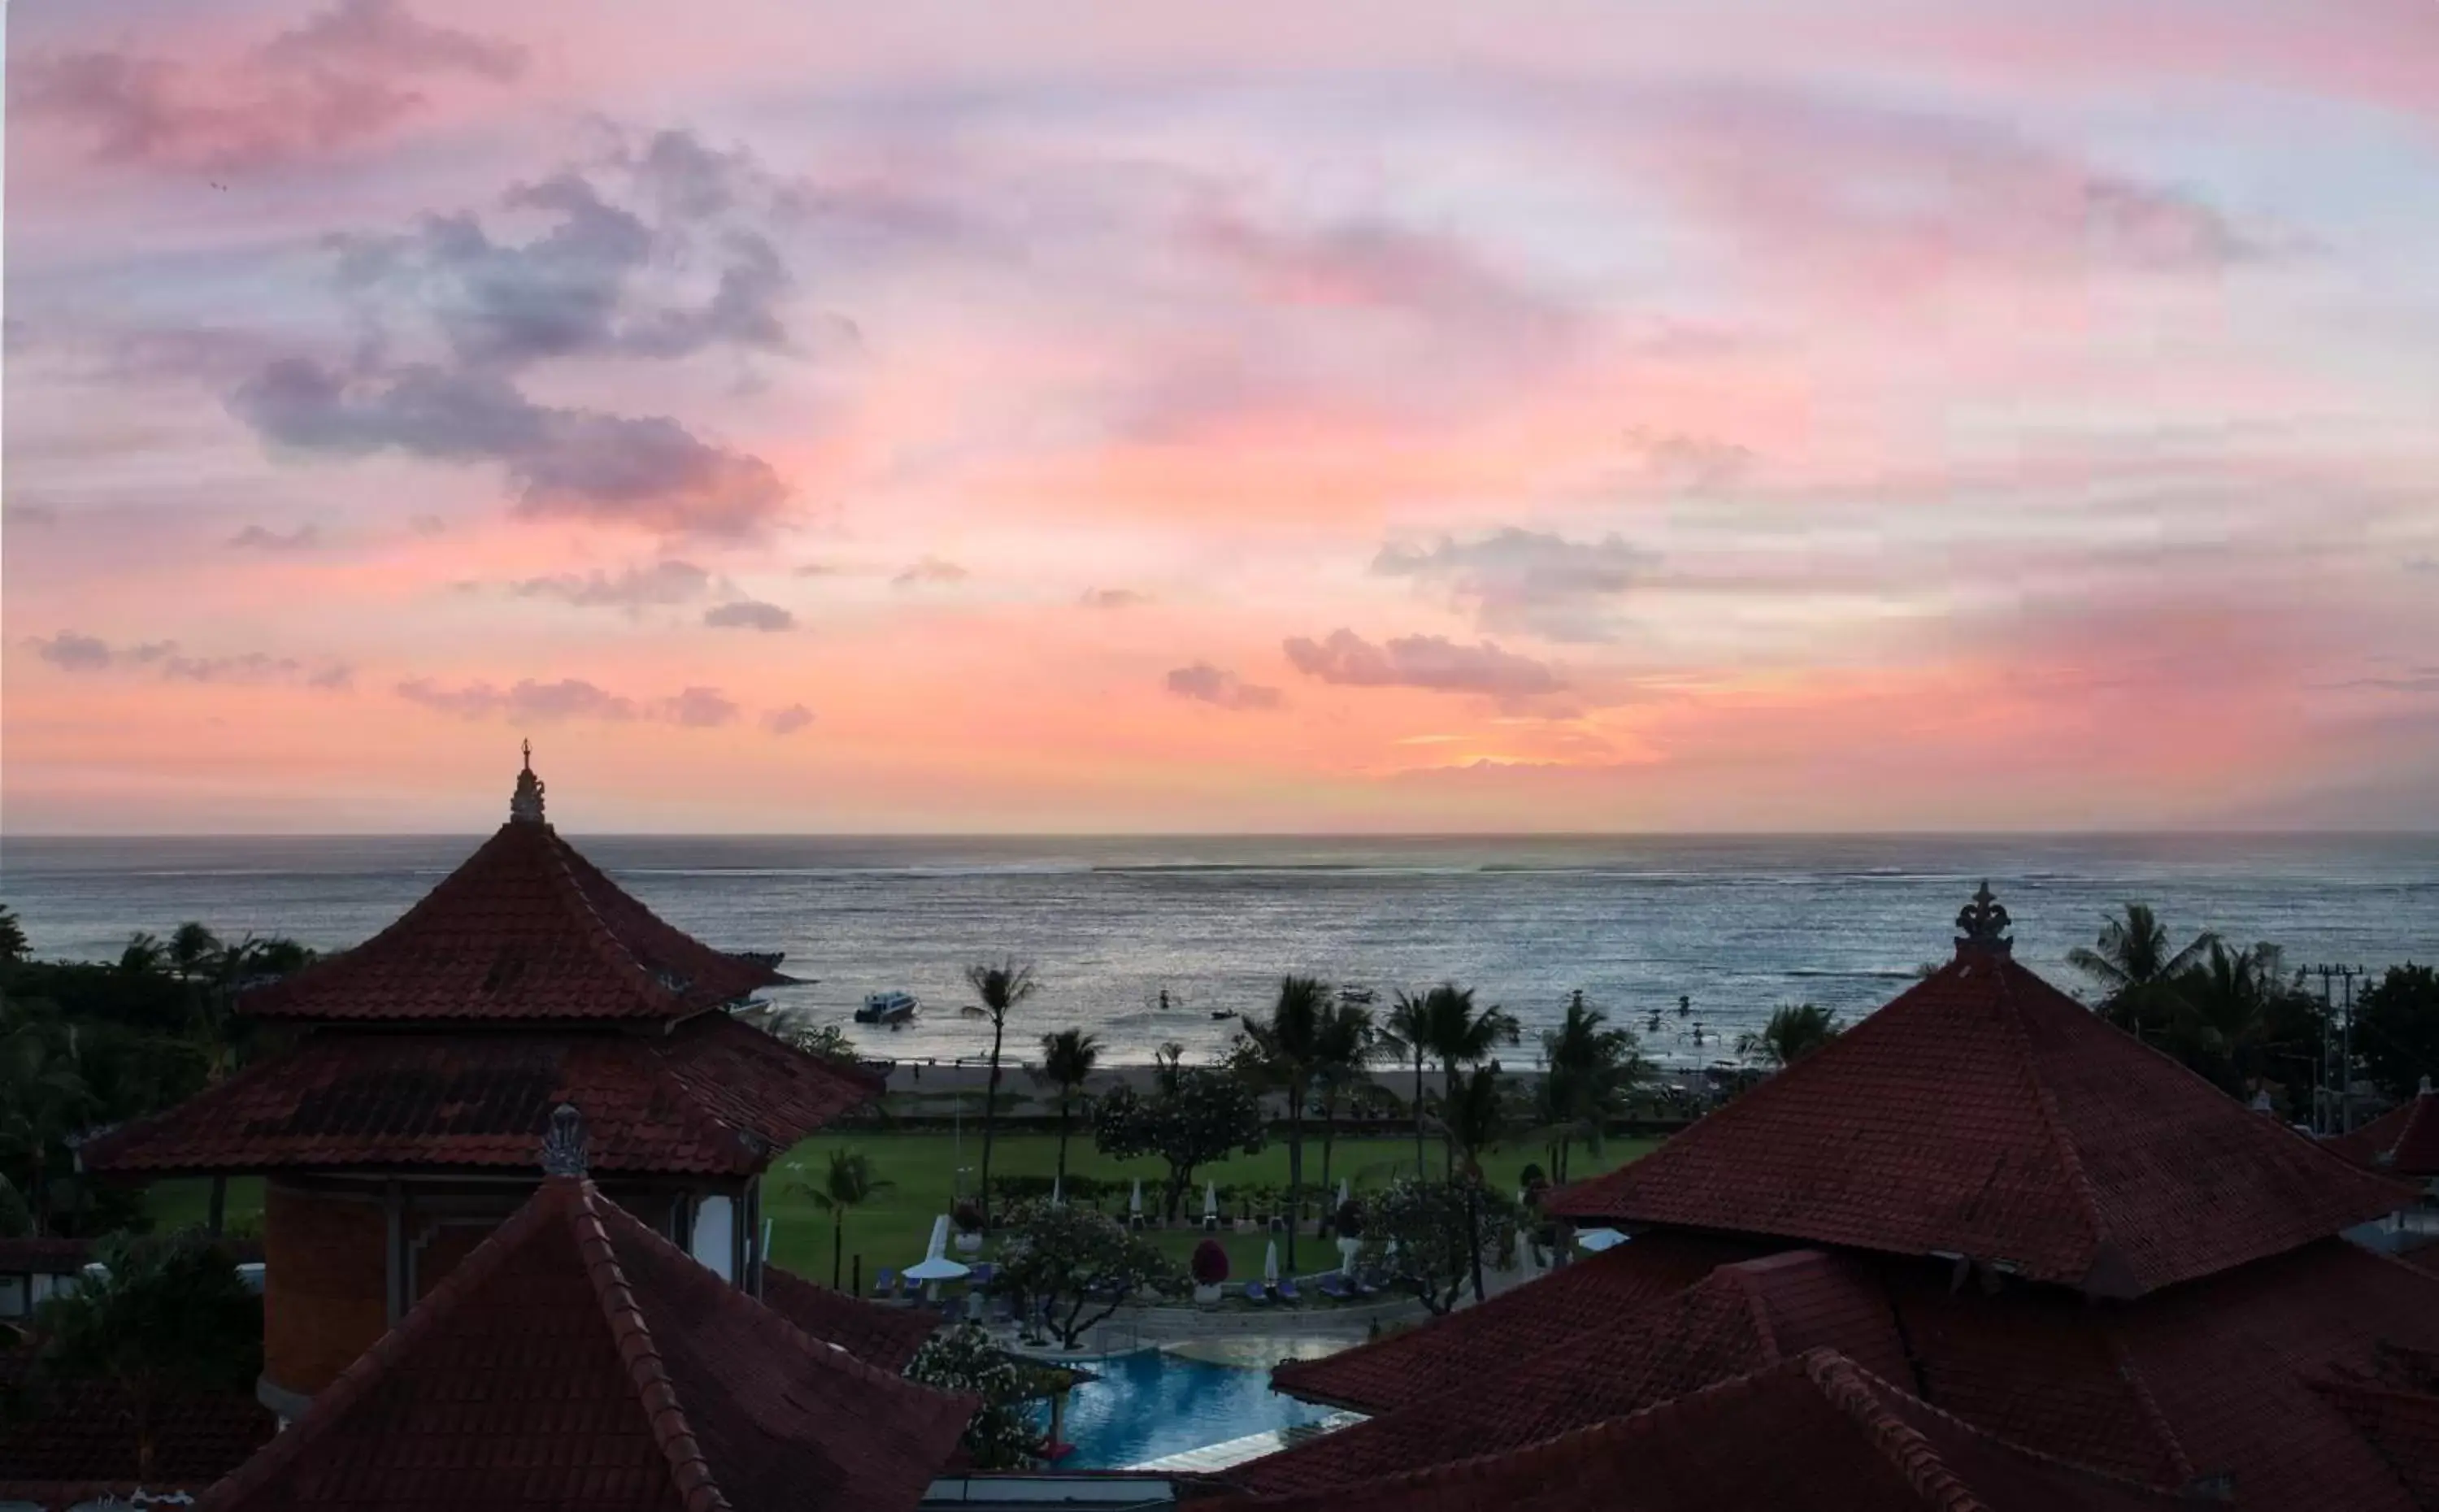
1415 984 1519 1179
1232 975 1332 1271
963 959 1040 1228
1312 995 1380 1230
1383 989 1435 1179
1538 990 1642 1184
2068 904 2216 1030
1035 1028 1102 1189
797 1149 895 1289
1736 1002 1843 1069
167 922 223 984
1441 1063 1509 1304
117 932 167 976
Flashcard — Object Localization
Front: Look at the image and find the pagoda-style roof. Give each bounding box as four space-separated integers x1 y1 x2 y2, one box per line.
1272 1230 1774 1414
760 1266 944 1375
246 758 780 1024
2328 1080 2439 1179
1241 1238 2439 1510
1545 892 2415 1297
81 1013 875 1177
197 1173 974 1512
1221 1348 2189 1512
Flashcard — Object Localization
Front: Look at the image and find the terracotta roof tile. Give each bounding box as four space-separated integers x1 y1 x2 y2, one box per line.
198 1177 973 1512
1220 1349 2188 1512
1272 1231 1772 1413
243 820 780 1024
1234 1249 1903 1496
0 1357 273 1489
759 1267 940 1375
82 1015 876 1177
2315 1378 2439 1506
2328 1089 2439 1178
1546 947 2415 1296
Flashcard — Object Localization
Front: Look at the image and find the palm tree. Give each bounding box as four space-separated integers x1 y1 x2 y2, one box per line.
1441 1063 1508 1304
167 922 223 984
1035 1028 1102 1189
118 932 167 975
1736 1002 1843 1069
1539 990 1642 1184
1416 983 1519 1179
2068 904 2215 1032
1312 995 1380 1230
796 1149 894 1289
963 959 1040 1229
1233 975 1332 1271
1384 990 1434 1179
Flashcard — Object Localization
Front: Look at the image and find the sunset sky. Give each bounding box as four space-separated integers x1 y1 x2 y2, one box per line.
6 0 2437 834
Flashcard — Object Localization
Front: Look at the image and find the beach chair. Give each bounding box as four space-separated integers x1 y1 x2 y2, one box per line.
1245 1281 1270 1305
872 1267 897 1300
1318 1273 1354 1302
1276 1276 1301 1304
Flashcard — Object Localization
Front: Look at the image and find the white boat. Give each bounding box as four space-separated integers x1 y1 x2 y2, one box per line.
856 991 920 1025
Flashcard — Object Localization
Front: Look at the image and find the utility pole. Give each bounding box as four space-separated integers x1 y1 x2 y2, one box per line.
2309 964 2366 1135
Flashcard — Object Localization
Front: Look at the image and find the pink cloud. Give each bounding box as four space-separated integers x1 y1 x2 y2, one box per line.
20 0 527 174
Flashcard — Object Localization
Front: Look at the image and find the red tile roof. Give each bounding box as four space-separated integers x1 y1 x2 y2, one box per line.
1546 944 2416 1296
2328 1088 2439 1178
1220 1349 2188 1512
1235 1249 1907 1496
81 1014 877 1177
198 1175 974 1512
1241 1236 2439 1510
243 815 781 1024
0 1354 274 1491
1272 1231 1774 1413
2316 1378 2439 1507
759 1267 940 1375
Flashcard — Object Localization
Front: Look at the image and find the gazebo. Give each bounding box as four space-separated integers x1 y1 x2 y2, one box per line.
80 754 884 1423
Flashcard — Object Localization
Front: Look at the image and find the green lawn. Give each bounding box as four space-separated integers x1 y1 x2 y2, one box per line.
763 1132 1658 1293
141 1132 1658 1298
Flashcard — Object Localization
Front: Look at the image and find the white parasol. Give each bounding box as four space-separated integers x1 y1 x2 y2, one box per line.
1263 1239 1281 1285
1050 1175 1063 1208
1576 1227 1628 1253
1129 1178 1145 1215
903 1214 972 1283
1202 1180 1220 1223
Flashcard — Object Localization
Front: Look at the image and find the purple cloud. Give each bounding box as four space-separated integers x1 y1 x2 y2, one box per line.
20 0 527 174
894 557 969 587
763 703 815 736
1283 629 1567 705
704 600 796 632
28 631 112 673
1373 529 1654 643
228 523 324 552
396 676 740 726
511 561 713 611
1165 663 1283 711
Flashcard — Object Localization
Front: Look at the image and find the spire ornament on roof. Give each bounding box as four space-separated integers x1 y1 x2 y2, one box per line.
510 741 547 824
1954 881 2013 956
540 1102 589 1177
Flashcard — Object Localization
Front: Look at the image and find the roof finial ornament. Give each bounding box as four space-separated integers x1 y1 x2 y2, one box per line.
540 1102 588 1178
1955 881 2012 956
510 741 546 824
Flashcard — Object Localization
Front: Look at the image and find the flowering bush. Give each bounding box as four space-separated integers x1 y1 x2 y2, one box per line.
905 1324 1041 1469
1190 1237 1230 1285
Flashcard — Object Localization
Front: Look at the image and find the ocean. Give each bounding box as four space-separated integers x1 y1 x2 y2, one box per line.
2 833 2432 1069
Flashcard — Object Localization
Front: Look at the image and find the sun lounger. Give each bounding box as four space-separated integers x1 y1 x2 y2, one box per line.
872 1267 896 1299
1245 1281 1270 1304
1276 1277 1301 1303
1318 1273 1354 1301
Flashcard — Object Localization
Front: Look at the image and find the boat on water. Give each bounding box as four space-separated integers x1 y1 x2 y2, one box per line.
1210 1009 1237 1022
856 991 920 1025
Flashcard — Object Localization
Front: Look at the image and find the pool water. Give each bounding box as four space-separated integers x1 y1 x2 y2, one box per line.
1042 1345 1348 1468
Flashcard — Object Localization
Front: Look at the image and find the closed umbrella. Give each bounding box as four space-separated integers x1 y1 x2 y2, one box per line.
1202 1180 1219 1231
1129 1177 1145 1227
1337 1178 1350 1207
1263 1239 1280 1285
1050 1175 1063 1208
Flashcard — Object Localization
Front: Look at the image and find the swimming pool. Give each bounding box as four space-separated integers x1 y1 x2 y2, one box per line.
1041 1343 1351 1469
